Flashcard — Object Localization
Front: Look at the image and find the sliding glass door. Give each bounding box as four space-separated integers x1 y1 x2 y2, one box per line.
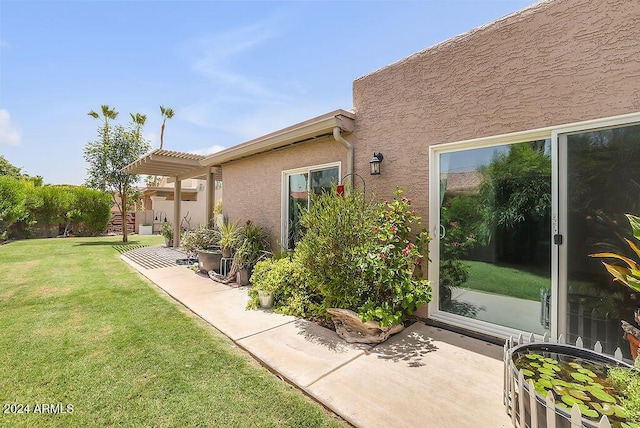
435 140 552 335
560 123 640 355
430 117 640 352
283 163 340 249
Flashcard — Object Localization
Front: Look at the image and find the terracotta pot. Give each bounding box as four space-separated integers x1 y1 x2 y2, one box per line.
627 333 640 360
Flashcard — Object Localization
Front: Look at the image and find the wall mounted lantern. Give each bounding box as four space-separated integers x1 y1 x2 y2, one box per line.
369 152 384 175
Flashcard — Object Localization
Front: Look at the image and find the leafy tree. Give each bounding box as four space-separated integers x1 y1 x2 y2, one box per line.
84 110 150 242
0 155 22 178
87 105 119 192
0 176 28 239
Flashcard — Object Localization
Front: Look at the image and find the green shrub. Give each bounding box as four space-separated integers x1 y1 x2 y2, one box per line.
294 187 432 326
0 176 29 239
246 258 294 309
68 186 112 236
295 188 378 310
247 257 322 318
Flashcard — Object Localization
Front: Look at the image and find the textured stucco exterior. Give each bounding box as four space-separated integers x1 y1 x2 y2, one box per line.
222 135 351 247
352 0 640 219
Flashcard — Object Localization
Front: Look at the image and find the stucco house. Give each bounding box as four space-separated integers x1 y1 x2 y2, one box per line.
125 0 640 354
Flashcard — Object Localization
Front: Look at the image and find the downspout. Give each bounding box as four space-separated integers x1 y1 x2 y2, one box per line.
333 126 353 189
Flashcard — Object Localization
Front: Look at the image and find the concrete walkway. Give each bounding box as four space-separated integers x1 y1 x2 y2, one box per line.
121 249 512 428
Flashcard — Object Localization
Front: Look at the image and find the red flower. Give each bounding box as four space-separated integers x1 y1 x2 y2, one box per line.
390 225 397 232
402 247 411 256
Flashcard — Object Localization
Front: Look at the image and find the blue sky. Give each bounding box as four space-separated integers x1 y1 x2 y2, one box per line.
0 0 534 185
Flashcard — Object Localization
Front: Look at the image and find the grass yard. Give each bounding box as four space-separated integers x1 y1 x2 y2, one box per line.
0 236 345 427
463 260 550 301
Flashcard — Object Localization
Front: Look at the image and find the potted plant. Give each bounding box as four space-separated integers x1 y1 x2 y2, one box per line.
246 258 287 309
181 224 221 273
217 220 239 258
590 213 640 360
161 221 173 247
231 221 270 286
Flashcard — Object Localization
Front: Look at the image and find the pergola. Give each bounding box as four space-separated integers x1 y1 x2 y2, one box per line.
123 149 217 248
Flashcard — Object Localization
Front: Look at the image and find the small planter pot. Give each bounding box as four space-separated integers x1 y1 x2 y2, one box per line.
139 225 153 235
236 268 250 286
164 237 173 247
258 291 274 309
197 249 222 273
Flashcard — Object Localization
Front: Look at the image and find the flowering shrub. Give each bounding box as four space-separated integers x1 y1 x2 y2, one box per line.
294 187 431 327
247 187 432 328
357 189 432 326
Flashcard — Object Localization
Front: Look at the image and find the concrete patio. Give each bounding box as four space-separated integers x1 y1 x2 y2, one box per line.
121 246 512 428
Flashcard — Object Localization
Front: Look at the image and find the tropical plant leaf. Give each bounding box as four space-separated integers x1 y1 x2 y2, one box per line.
590 252 640 270
626 238 640 259
626 214 640 241
602 262 633 284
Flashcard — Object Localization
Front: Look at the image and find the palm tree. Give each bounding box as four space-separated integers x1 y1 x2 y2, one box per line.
159 105 174 150
88 104 119 133
129 112 147 144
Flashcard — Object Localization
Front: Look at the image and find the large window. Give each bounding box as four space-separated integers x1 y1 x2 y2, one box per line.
282 163 340 249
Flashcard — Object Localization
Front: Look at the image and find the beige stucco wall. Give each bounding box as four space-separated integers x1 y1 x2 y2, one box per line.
352 0 640 219
222 135 351 246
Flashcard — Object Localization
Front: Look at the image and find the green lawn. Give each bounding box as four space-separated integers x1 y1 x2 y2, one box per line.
0 236 345 427
463 260 550 301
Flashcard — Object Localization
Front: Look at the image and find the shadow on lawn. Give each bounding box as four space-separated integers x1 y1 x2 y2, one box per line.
73 240 148 247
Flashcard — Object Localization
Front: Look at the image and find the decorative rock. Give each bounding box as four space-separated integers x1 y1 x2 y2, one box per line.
327 308 404 344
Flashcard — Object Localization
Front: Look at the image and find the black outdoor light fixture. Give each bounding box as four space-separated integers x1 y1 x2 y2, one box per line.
369 152 384 175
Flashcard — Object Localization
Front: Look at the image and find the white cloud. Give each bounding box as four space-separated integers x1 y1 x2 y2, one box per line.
189 145 226 156
0 109 22 146
185 17 292 102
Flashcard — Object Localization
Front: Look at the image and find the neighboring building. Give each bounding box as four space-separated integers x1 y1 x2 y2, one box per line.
125 0 640 354
138 176 222 232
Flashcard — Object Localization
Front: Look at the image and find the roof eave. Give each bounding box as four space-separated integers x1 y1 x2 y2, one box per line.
200 109 355 167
